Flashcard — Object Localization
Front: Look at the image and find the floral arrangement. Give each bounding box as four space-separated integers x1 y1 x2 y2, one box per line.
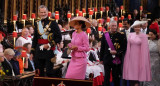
0 62 5 81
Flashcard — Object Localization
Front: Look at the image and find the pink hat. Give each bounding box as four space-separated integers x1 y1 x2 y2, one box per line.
69 16 91 29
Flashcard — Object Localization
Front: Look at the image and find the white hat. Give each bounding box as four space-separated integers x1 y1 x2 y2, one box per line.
131 20 147 28
69 16 91 29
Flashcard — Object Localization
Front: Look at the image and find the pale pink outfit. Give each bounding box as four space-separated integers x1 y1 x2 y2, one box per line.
65 31 89 79
123 33 151 81
0 44 3 52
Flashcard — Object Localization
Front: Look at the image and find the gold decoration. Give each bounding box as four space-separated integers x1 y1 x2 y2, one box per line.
48 33 53 42
115 43 120 49
31 48 35 51
37 21 52 36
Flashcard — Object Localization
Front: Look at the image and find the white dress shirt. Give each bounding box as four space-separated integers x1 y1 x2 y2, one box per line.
141 28 147 34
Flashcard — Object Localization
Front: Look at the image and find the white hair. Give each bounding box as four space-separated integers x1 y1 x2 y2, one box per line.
109 17 117 26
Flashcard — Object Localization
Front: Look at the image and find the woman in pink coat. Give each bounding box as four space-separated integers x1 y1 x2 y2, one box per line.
65 17 90 79
123 21 151 86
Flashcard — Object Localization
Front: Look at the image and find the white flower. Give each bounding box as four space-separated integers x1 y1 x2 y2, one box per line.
46 25 49 28
44 28 47 32
48 28 51 31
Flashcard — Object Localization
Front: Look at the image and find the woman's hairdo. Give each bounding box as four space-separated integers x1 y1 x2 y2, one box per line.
149 29 158 40
78 21 86 31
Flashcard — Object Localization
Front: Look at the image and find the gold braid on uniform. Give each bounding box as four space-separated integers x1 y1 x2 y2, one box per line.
47 33 56 46
31 48 35 51
37 20 52 36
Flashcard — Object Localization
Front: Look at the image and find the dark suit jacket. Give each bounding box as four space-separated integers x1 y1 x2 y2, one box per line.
145 28 150 34
7 21 23 33
121 28 135 37
100 32 127 64
10 59 20 75
31 17 62 68
2 58 14 76
24 59 34 71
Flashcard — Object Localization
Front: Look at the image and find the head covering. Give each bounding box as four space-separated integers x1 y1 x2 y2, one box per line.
69 16 91 28
130 20 147 28
14 50 21 57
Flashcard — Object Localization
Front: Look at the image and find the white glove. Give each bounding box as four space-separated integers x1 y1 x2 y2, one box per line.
47 43 51 50
40 45 44 51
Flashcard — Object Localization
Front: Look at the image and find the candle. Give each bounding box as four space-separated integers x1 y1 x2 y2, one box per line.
120 6 123 10
76 9 79 14
106 6 109 11
99 19 103 24
55 11 59 14
86 28 91 38
119 23 123 30
89 10 93 15
82 8 86 13
21 51 27 57
48 12 52 17
0 34 3 41
31 13 36 19
82 8 86 17
88 8 91 12
121 16 124 20
100 7 103 11
106 17 110 22
86 28 91 34
94 7 97 12
12 31 17 38
119 23 122 28
13 31 17 48
98 26 102 31
55 14 59 20
140 6 143 11
128 14 131 20
13 15 17 21
114 17 118 21
78 11 83 16
22 14 27 20
67 13 71 18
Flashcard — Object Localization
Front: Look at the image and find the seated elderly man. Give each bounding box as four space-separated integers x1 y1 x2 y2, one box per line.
1 48 15 76
16 27 32 47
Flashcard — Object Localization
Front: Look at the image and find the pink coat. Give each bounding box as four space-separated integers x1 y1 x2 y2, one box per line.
123 33 151 81
65 31 89 79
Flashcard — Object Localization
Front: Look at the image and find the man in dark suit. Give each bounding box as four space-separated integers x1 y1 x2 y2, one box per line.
121 18 135 38
131 9 140 22
7 11 23 33
31 5 62 77
100 20 127 86
141 19 150 35
2 48 15 76
113 6 121 18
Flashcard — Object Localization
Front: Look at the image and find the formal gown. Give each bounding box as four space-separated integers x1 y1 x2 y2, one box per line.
143 40 160 86
65 31 89 79
123 33 151 81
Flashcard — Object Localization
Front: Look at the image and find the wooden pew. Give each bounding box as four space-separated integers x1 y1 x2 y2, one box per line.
33 77 93 86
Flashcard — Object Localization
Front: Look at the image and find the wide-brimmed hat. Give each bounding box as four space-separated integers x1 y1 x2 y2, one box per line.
69 16 91 29
131 20 147 28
